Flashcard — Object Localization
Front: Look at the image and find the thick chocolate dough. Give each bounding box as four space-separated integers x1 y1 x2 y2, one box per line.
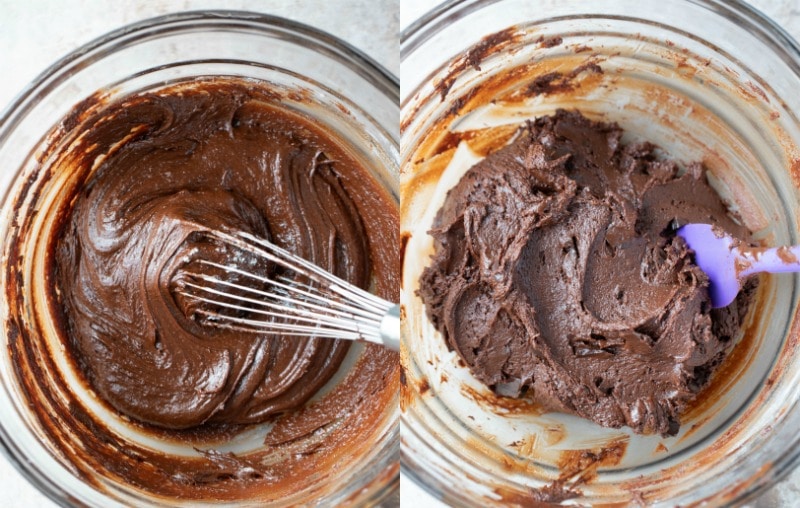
418 110 754 436
54 80 397 430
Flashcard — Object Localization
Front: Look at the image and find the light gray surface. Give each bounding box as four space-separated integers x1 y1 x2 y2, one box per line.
0 0 397 506
398 0 800 507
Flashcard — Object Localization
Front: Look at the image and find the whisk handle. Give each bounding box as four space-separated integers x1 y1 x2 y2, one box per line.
379 304 400 351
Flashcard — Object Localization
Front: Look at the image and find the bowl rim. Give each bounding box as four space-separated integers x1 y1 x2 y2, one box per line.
0 10 400 508
0 10 399 144
400 0 800 64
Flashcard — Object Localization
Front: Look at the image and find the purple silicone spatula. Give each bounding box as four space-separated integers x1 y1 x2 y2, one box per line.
677 223 800 308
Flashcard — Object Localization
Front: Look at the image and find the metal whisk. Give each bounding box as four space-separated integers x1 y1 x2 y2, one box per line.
174 230 399 350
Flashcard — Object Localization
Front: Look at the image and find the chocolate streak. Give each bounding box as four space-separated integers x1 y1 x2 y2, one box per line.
418 110 754 436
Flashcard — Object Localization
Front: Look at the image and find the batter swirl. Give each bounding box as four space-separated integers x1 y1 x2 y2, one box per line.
55 81 394 430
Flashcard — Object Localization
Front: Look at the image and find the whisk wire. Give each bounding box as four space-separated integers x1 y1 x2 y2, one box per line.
191 262 381 322
178 281 376 334
176 230 398 349
193 312 380 341
234 231 389 313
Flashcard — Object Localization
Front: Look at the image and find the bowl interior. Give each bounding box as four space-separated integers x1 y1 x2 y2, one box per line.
401 8 800 506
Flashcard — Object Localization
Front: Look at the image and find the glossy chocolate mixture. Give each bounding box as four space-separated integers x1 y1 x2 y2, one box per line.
53 81 397 431
418 110 754 436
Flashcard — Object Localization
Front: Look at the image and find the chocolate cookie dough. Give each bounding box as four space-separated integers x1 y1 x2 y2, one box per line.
418 110 754 436
53 80 398 431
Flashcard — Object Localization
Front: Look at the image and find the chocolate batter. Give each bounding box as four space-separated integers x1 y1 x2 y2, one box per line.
418 110 754 436
52 80 397 432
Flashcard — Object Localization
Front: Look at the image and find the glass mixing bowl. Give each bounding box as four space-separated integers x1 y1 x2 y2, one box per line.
401 0 800 505
0 11 398 507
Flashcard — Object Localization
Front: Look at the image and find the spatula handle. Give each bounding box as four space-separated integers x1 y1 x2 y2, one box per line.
738 245 800 276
